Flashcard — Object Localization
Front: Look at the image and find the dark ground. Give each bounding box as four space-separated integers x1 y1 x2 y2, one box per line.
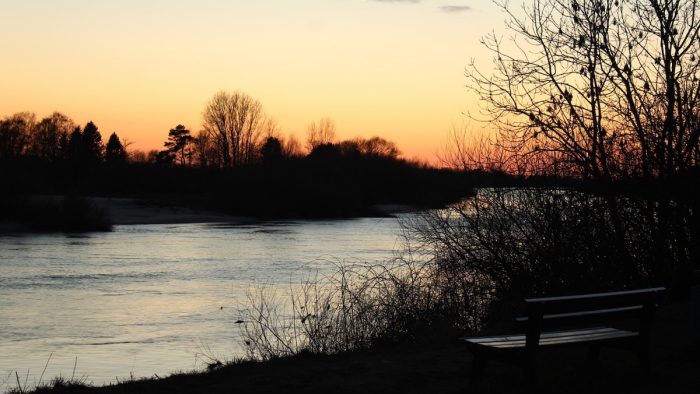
21 302 698 394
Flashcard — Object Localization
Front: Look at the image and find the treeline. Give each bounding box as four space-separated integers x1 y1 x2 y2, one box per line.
1 108 475 219
0 111 126 165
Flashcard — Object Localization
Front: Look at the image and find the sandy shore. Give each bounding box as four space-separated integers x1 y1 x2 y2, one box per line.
88 197 250 225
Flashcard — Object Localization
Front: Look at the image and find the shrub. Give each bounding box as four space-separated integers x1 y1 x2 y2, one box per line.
237 186 697 359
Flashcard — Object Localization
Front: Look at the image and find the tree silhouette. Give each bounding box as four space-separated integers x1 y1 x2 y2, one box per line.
203 91 265 168
356 137 400 158
105 132 127 164
155 149 175 165
426 0 700 298
466 0 700 179
283 135 304 158
192 130 216 167
260 136 283 163
164 125 193 166
66 127 83 164
308 142 341 161
81 121 104 165
0 112 34 160
306 117 336 152
31 112 75 162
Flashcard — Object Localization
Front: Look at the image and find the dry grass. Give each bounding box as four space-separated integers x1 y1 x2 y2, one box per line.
12 303 698 394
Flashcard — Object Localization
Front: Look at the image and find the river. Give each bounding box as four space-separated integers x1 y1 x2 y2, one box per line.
0 217 407 390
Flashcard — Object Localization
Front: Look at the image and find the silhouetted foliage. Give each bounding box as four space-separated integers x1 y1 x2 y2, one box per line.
155 149 176 165
414 0 700 325
80 121 104 165
163 125 193 166
357 136 400 158
1 109 477 229
0 195 111 232
336 137 401 159
259 136 283 163
307 143 341 161
65 127 83 164
0 112 33 160
105 132 127 164
31 112 75 162
191 130 217 168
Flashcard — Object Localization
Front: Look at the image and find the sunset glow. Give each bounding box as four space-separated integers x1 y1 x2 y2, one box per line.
0 0 500 162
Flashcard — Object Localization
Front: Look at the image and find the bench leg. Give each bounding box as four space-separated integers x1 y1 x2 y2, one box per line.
523 353 538 392
470 353 487 385
638 344 651 374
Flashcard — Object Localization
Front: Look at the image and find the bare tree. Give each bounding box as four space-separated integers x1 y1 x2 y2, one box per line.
467 0 700 180
192 130 217 167
407 0 700 311
128 149 148 163
260 116 281 139
439 124 510 172
283 134 304 158
306 117 336 152
202 91 265 168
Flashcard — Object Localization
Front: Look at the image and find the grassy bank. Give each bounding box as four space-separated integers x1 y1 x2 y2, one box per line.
11 302 697 394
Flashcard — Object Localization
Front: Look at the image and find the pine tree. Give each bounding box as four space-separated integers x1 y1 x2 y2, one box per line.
164 125 193 165
105 132 127 164
81 121 104 165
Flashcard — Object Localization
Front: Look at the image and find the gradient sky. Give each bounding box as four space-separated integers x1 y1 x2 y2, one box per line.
0 0 503 162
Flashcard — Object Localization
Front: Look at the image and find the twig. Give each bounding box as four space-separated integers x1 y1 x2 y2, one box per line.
38 352 53 386
15 371 23 394
71 356 77 381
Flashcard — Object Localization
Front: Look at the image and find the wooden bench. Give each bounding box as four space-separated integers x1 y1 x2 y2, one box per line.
460 287 666 386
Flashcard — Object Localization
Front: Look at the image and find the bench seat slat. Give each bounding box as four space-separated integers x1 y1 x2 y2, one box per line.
515 305 645 329
463 327 621 343
489 330 637 349
524 287 665 315
525 287 665 303
461 327 637 350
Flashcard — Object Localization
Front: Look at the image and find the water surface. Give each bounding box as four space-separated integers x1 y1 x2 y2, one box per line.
0 218 405 389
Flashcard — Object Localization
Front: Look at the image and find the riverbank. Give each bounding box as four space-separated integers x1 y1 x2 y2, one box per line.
87 197 249 225
0 194 424 233
2 154 475 223
0 195 243 233
89 197 420 225
15 302 698 394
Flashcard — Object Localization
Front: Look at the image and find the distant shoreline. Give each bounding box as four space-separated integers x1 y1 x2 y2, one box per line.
0 195 425 233
88 196 251 225
91 197 422 225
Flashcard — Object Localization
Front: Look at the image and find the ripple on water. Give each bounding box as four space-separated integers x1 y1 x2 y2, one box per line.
0 218 406 386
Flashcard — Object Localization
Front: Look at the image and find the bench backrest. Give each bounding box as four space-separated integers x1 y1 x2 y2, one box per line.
517 287 666 348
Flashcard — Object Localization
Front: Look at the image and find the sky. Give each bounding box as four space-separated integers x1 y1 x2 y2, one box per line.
0 0 504 162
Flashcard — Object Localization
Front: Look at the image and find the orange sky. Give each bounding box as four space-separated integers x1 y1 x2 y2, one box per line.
0 1 503 163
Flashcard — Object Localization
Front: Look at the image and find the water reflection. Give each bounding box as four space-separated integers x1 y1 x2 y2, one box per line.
0 217 404 389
